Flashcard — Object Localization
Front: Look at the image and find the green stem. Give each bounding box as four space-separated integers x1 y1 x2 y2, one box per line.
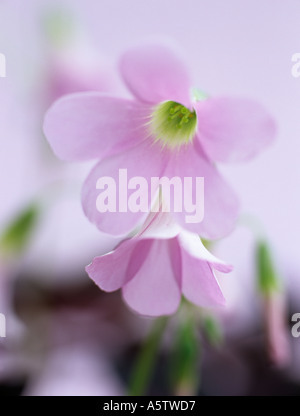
170 303 201 396
128 317 168 396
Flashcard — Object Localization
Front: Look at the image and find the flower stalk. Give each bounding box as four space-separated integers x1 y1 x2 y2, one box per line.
128 317 169 396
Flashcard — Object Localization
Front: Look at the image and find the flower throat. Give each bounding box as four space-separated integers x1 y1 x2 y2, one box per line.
149 101 197 149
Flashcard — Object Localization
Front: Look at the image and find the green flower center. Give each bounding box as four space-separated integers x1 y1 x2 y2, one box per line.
149 101 197 149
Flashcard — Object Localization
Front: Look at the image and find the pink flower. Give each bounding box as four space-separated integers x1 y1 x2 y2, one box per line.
86 210 232 316
44 31 115 105
44 44 276 240
263 292 291 367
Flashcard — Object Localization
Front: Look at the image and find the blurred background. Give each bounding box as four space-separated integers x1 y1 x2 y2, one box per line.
0 0 300 396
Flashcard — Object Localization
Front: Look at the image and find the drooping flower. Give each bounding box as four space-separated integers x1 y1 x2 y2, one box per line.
86 209 232 316
42 9 115 105
257 241 290 366
44 44 276 240
263 292 290 367
0 9 119 286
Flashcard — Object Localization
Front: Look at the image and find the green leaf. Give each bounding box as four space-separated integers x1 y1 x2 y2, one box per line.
0 205 39 256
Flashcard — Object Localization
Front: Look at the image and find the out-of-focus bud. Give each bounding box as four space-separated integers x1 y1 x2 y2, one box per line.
0 204 39 260
256 241 290 367
42 9 115 105
257 242 280 295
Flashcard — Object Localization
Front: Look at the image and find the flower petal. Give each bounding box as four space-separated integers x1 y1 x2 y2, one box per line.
122 239 181 316
181 245 226 308
166 141 240 239
195 97 277 163
81 140 168 237
44 92 149 161
139 210 181 240
86 239 138 292
86 238 152 292
119 44 191 106
178 230 233 273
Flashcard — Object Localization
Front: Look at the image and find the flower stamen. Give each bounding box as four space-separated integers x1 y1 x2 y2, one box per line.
149 101 197 149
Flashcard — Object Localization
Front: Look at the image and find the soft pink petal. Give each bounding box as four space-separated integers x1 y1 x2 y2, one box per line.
181 246 226 308
178 230 233 273
44 93 150 161
195 97 277 163
86 239 135 292
81 140 168 237
86 238 150 292
139 210 181 240
166 141 240 239
119 44 191 106
122 239 181 316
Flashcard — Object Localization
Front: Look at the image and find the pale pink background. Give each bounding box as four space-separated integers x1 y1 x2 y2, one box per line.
0 0 299 394
0 0 299 297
